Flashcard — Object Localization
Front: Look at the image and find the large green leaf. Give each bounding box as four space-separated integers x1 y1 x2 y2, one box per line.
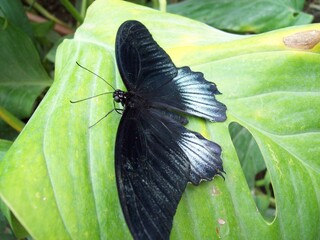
0 0 34 39
0 0 52 140
0 17 51 117
167 0 313 33
0 139 28 239
0 0 319 239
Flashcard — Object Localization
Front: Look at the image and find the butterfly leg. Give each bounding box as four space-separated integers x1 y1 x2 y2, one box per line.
113 99 124 114
89 109 115 128
115 108 124 114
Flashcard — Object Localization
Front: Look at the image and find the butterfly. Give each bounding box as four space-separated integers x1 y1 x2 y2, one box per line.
112 20 227 240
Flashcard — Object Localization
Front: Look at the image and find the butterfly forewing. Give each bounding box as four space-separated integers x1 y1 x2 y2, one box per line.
115 20 177 91
116 21 226 122
145 67 227 122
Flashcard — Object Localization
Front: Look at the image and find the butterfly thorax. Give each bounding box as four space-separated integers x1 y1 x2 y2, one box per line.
113 89 146 109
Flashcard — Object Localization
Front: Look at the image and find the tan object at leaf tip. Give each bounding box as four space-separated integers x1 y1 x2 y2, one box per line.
283 30 320 49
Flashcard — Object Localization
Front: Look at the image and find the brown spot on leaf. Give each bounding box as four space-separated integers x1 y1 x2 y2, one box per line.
283 30 320 49
216 218 229 238
215 226 220 237
218 218 226 225
211 186 221 196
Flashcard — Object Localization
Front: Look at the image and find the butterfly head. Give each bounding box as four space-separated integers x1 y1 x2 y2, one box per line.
113 89 127 106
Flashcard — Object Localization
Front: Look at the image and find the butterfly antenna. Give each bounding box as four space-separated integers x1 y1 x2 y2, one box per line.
76 61 116 91
70 92 114 103
89 109 115 128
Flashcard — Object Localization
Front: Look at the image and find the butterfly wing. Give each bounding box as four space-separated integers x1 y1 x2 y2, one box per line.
146 67 227 122
115 20 226 122
148 108 225 185
115 108 189 239
115 20 226 239
115 20 177 91
115 108 224 239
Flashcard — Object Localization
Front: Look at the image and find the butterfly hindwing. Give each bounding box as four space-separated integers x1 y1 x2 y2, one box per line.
115 108 189 239
115 108 224 239
149 109 224 185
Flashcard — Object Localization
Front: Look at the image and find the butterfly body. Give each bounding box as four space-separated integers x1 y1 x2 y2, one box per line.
113 20 227 240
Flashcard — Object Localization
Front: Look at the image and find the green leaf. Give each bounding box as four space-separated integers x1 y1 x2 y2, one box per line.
0 139 12 161
229 122 265 188
0 1 50 134
0 140 29 239
0 200 29 239
0 209 15 240
167 0 313 33
0 0 34 39
31 21 55 39
45 34 74 63
0 0 319 239
0 17 52 127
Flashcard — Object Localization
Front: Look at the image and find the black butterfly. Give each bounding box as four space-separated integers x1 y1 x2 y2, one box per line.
112 20 227 239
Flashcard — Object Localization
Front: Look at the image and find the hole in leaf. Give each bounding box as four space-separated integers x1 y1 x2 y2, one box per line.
229 122 276 222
